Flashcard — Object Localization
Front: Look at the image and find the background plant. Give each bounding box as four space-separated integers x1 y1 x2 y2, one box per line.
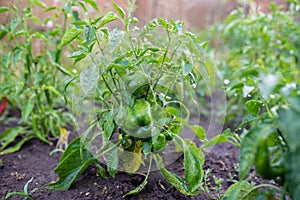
0 0 99 154
200 2 300 199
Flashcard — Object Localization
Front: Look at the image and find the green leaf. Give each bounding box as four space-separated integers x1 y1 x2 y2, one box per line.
154 155 197 196
84 25 96 47
46 138 96 190
203 60 215 84
184 144 204 193
32 0 47 8
0 7 9 13
22 100 34 122
235 114 257 131
107 147 118 177
152 133 167 152
83 0 100 11
182 63 193 76
222 181 257 200
245 100 262 116
112 2 125 19
123 175 148 197
188 125 206 141
239 126 273 180
239 129 259 180
158 18 170 29
285 150 300 200
98 12 118 27
52 62 74 76
102 111 115 142
278 100 300 151
0 127 25 150
201 134 229 149
0 136 33 155
80 65 99 94
43 85 63 97
60 28 82 47
24 177 34 194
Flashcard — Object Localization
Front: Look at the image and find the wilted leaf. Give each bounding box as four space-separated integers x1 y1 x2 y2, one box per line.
121 140 143 174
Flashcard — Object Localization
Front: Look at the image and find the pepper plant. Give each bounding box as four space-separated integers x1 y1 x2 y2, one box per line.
47 3 217 196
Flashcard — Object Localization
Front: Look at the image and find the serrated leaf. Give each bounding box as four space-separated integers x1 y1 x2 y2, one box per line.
245 100 262 116
112 2 125 19
222 181 257 200
0 7 10 13
22 100 34 122
184 144 204 193
80 65 99 94
60 28 81 47
188 125 206 141
46 138 95 190
0 127 25 150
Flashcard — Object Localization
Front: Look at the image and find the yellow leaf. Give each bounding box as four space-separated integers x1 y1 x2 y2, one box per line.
56 127 70 150
120 140 143 174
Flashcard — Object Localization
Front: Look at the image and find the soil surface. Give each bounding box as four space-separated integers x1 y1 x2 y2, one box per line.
0 112 262 200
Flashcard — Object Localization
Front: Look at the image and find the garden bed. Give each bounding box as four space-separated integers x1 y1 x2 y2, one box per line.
0 131 250 200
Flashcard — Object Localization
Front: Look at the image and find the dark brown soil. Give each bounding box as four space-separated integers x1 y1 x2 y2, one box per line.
0 111 261 200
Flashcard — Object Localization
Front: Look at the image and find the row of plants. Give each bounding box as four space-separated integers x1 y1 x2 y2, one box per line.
202 1 300 199
1 0 300 199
